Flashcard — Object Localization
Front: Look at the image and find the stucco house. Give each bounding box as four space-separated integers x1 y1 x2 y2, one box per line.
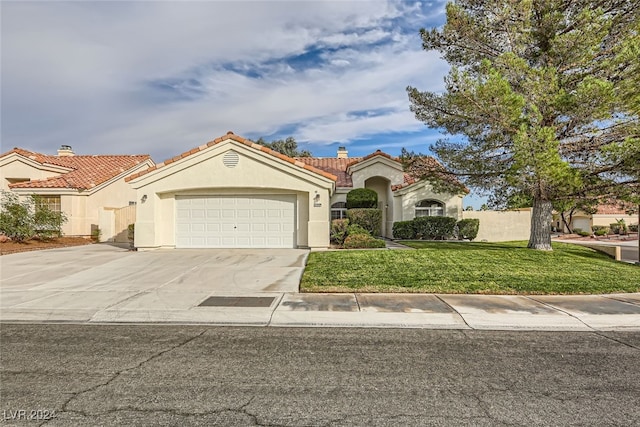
0 146 154 237
554 203 638 234
127 131 464 250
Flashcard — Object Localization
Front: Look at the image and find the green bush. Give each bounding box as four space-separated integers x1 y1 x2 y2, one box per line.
346 224 369 236
127 223 135 245
330 219 349 245
346 188 378 209
347 208 382 236
343 234 386 249
610 220 628 235
393 221 415 239
457 218 479 241
0 192 67 242
629 224 638 233
0 192 34 242
412 216 457 240
577 230 591 237
592 226 609 236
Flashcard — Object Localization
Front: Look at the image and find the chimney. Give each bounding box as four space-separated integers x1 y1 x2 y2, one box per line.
337 146 348 159
57 145 74 157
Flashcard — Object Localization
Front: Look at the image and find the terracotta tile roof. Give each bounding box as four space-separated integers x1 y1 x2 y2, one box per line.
125 131 337 183
293 157 359 187
346 149 398 169
2 148 151 190
295 150 401 188
595 203 634 215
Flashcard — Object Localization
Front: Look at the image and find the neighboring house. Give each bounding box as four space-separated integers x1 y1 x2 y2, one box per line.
0 146 154 237
127 132 465 250
554 204 638 233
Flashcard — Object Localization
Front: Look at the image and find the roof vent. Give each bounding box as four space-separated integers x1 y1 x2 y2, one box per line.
223 150 240 168
337 146 348 159
57 145 75 157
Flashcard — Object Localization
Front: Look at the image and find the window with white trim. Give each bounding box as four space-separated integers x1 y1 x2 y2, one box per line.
331 202 348 220
415 199 444 217
35 195 61 213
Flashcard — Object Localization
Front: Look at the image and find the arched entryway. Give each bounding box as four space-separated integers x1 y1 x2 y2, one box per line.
364 176 392 237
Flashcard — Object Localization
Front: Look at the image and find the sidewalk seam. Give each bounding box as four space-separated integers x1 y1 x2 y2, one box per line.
435 294 473 329
266 293 285 327
525 296 596 331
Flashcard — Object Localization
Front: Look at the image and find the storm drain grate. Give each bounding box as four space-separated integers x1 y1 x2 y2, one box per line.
198 296 276 308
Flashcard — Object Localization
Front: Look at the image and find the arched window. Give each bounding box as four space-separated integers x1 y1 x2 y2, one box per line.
331 202 348 220
415 200 444 217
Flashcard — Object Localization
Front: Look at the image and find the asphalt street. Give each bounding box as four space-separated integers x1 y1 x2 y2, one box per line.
1 324 639 426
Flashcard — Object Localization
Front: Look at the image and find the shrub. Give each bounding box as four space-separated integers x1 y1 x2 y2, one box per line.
32 197 67 240
610 219 630 235
576 230 591 237
592 225 609 236
346 224 369 236
91 226 102 242
457 218 479 241
393 221 415 239
128 223 135 249
0 192 34 242
347 208 382 236
343 234 386 249
412 216 457 240
0 192 67 242
346 188 378 209
629 224 638 233
330 219 349 245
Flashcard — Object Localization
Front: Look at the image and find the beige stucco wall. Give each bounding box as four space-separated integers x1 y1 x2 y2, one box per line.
592 214 638 228
130 141 334 249
350 160 404 188
393 182 464 222
462 210 532 242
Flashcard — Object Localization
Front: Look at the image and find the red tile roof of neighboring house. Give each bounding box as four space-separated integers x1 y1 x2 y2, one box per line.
125 131 337 183
1 148 151 190
595 204 634 215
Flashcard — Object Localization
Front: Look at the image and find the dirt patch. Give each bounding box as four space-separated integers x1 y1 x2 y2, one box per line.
0 237 94 256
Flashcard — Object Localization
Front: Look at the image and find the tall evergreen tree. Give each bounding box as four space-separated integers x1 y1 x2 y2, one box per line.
254 136 312 157
407 0 639 250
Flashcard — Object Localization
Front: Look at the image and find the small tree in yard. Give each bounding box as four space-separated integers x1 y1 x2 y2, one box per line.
0 192 34 242
407 0 640 250
0 191 67 242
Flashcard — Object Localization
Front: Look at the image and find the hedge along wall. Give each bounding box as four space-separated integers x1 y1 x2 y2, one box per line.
461 210 531 242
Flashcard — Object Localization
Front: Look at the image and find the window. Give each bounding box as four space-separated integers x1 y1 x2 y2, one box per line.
36 195 61 213
331 202 347 220
415 199 444 217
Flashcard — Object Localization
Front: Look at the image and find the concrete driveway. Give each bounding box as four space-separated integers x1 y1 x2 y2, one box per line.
1 244 308 323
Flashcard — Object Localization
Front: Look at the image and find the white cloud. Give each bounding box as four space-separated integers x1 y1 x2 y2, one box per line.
1 0 450 159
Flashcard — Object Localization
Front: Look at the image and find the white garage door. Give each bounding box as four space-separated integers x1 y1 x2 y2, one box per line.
176 195 296 248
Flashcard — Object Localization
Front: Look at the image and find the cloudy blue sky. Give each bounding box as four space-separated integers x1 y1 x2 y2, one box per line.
1 1 484 207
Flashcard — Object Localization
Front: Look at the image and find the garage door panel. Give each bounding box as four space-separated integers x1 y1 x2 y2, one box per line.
176 195 296 248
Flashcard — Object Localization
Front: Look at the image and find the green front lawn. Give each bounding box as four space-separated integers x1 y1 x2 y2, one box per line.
300 241 640 294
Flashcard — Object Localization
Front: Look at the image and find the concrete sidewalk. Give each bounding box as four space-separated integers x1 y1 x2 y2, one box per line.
1 244 639 330
2 290 639 331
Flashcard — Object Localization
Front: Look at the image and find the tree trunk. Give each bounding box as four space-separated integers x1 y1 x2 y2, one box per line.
528 197 553 250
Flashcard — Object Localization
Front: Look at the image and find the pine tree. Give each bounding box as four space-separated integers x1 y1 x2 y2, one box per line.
407 0 639 250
